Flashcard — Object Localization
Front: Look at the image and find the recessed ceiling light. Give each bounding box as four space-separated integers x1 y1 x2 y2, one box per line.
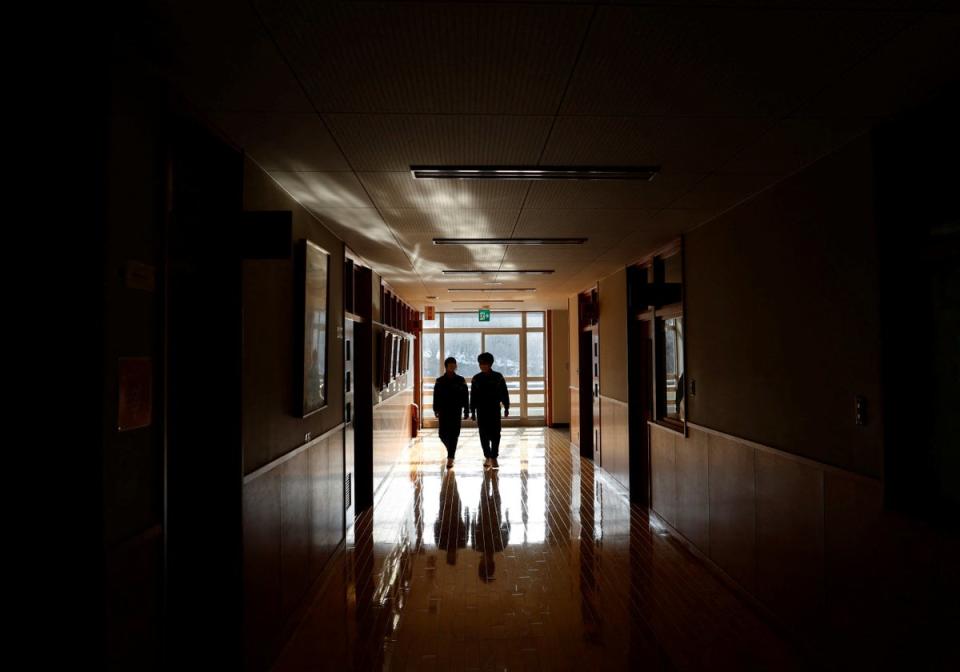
447 288 536 293
433 238 586 245
411 165 660 181
451 299 523 303
425 295 438 299
442 269 554 275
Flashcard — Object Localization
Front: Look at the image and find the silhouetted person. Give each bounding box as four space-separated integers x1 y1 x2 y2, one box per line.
470 352 510 470
471 471 510 582
433 356 469 469
433 470 467 566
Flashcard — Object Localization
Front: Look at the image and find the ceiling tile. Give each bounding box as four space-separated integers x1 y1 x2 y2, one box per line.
212 113 349 171
561 5 915 116
542 116 770 173
515 209 663 243
797 10 960 118
358 172 530 210
671 173 782 211
524 171 704 209
324 115 553 170
380 209 519 238
268 172 374 208
255 1 592 113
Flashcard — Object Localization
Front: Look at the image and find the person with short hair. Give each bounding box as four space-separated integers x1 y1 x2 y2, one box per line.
470 352 510 470
433 356 469 469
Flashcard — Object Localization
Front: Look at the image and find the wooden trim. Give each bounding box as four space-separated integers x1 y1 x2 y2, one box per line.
243 423 346 484
668 421 883 485
345 310 365 323
372 319 414 338
569 385 580 390
628 237 683 270
647 418 686 437
655 303 683 319
598 394 629 407
546 309 553 426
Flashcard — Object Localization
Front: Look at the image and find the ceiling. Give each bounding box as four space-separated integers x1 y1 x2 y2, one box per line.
140 0 959 310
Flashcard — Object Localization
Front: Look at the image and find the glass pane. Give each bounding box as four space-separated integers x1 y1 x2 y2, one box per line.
484 334 521 376
665 317 684 420
485 312 523 328
528 394 545 404
506 380 521 391
527 312 544 327
527 332 544 377
443 311 522 328
509 393 521 405
664 252 682 284
443 312 485 328
527 406 545 416
421 332 440 379
421 311 438 329
528 380 545 390
444 332 482 378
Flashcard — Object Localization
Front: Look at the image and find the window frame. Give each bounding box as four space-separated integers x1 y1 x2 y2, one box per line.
634 239 687 435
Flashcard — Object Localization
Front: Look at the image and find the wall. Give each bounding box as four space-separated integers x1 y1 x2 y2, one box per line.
369 272 415 501
549 309 571 424
650 422 954 668
597 269 630 489
241 157 345 473
240 157 347 670
650 124 956 667
101 70 167 670
685 135 882 477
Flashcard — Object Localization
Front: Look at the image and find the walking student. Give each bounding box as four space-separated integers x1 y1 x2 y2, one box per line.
433 356 469 469
470 352 510 470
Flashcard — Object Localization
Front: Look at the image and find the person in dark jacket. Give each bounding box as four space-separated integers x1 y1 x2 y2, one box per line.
470 352 510 470
433 357 469 469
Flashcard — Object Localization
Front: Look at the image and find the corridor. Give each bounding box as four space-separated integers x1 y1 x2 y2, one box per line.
275 428 805 671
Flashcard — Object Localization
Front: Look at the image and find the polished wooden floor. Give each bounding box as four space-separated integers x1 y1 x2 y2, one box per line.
273 428 811 671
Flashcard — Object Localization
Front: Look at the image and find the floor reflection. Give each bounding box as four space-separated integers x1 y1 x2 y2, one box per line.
274 428 807 671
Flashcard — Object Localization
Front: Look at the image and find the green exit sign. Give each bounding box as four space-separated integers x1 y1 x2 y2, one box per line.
478 309 491 322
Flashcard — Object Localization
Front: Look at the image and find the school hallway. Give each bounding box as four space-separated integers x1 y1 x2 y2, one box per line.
273 427 806 671
69 2 960 669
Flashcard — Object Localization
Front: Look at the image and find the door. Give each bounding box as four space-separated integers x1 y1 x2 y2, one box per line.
578 329 594 458
591 329 601 465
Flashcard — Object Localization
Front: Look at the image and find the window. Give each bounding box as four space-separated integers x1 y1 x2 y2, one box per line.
420 311 546 425
443 332 482 378
633 241 686 431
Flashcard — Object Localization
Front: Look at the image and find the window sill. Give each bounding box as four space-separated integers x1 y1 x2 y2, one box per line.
648 419 687 437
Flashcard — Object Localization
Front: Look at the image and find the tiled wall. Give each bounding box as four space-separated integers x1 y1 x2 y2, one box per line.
650 422 955 667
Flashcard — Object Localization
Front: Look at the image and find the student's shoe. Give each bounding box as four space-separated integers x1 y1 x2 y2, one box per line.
446 458 454 469
491 458 500 470
484 458 492 469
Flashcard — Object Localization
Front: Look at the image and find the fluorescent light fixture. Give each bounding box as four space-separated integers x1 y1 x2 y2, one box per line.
442 269 554 275
452 299 523 303
433 237 586 246
411 165 659 181
447 288 536 293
